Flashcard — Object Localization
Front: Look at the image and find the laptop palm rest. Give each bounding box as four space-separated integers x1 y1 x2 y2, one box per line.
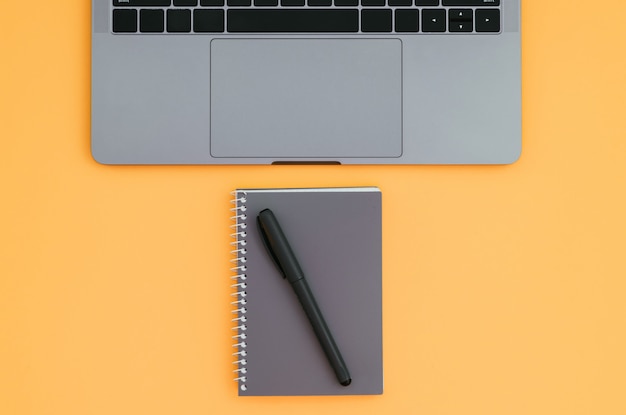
210 39 402 159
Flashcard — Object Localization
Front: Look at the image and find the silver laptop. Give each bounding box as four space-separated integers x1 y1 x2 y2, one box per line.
91 0 520 165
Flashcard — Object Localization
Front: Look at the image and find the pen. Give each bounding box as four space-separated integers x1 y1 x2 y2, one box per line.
257 208 352 387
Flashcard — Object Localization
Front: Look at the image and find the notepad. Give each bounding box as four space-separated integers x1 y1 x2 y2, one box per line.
230 187 383 396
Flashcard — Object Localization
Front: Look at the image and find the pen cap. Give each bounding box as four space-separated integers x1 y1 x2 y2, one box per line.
257 209 305 282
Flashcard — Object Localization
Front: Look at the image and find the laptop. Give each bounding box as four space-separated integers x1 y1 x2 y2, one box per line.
91 0 521 165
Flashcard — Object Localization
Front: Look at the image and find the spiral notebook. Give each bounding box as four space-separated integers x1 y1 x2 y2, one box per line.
230 187 383 396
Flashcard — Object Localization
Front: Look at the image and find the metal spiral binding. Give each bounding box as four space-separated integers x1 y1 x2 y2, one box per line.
230 191 248 391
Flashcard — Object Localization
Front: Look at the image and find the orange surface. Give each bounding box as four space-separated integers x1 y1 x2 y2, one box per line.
1 1 626 414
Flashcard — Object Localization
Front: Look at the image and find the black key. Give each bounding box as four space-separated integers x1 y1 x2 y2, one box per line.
361 9 392 32
389 0 412 6
140 9 164 32
475 9 500 32
421 9 445 32
395 9 418 32
442 0 499 5
309 0 332 5
113 0 170 6
255 0 278 4
449 21 472 32
448 9 472 32
173 0 197 5
227 10 358 32
334 0 358 5
228 0 251 5
193 9 224 32
167 9 191 32
415 0 438 5
113 9 137 32
281 0 305 4
362 0 385 6
449 9 472 21
200 0 224 5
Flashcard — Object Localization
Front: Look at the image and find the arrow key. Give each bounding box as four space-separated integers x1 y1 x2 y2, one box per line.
449 9 472 21
475 9 500 32
449 21 473 32
421 9 446 32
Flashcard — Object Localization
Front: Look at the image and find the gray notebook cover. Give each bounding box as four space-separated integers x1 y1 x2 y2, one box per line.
231 187 383 396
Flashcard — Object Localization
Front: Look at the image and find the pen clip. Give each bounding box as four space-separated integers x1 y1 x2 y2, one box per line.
257 211 287 279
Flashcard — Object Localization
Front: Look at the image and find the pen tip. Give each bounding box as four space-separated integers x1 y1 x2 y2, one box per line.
340 378 352 387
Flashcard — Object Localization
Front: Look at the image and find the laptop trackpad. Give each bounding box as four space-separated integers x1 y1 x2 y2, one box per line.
210 39 402 159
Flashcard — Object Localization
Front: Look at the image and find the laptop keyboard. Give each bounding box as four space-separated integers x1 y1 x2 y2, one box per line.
112 0 501 34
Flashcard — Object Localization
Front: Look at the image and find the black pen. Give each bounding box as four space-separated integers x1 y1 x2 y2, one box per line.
257 208 352 387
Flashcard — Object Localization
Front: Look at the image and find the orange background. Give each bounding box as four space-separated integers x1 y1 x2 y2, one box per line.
2 1 626 414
